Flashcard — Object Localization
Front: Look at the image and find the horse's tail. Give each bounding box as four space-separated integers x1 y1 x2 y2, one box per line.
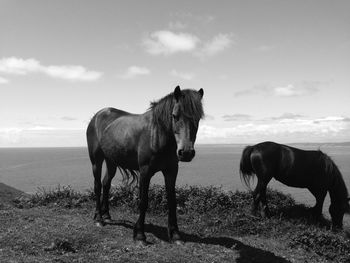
118 167 139 189
240 145 256 189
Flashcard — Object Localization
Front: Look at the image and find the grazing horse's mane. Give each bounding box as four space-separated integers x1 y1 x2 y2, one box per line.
149 89 204 131
320 151 349 203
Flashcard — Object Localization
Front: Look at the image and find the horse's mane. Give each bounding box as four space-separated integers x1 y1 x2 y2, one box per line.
149 89 204 130
320 151 349 202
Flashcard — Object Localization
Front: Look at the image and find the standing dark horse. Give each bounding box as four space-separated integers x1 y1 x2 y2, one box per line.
240 141 350 229
86 86 204 244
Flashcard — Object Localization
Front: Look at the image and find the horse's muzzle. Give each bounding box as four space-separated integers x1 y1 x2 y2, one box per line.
177 149 195 162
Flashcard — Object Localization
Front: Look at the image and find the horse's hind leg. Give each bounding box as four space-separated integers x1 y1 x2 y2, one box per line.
309 188 327 218
133 166 152 245
91 154 104 226
252 173 272 217
101 160 117 223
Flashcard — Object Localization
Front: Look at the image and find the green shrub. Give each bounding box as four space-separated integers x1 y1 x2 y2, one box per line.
12 184 298 216
13 185 89 208
182 186 233 214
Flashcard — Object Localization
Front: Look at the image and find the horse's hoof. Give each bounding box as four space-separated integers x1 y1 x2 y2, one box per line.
134 239 148 247
169 231 184 245
260 211 270 218
250 208 258 216
103 218 114 224
95 221 104 227
173 239 185 245
331 225 343 232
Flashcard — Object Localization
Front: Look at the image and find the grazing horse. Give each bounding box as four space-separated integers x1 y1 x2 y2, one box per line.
86 86 204 244
240 141 350 229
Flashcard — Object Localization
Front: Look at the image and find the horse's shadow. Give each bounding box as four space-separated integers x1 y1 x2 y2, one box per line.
110 220 291 263
275 204 331 228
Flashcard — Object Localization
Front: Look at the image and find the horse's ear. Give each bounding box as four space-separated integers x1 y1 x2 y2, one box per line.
198 88 204 99
174 85 182 102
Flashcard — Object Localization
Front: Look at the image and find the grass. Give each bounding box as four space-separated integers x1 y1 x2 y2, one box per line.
3 184 350 262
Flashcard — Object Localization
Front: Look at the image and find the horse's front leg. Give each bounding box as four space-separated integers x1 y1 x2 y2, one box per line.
309 188 327 218
162 164 183 244
329 203 344 230
133 166 152 245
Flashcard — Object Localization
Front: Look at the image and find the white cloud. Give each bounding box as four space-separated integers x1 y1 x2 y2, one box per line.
27 126 56 131
274 84 298 96
197 116 350 143
170 69 195 80
204 114 215 121
120 66 151 79
273 84 318 97
0 128 23 144
1 116 349 146
234 85 270 97
174 13 215 24
313 116 345 123
235 82 320 97
271 113 304 120
168 21 187 30
197 34 233 58
223 114 252 122
45 65 102 81
0 57 103 81
256 45 275 52
143 31 233 58
0 57 41 74
0 76 9 84
143 31 199 55
0 126 85 147
61 116 77 121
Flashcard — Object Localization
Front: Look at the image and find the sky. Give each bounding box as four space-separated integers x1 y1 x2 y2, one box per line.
0 0 349 147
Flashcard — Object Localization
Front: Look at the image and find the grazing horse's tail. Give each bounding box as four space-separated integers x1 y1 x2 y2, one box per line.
239 145 255 189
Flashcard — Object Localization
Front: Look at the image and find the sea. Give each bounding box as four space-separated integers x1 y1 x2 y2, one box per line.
1 144 350 222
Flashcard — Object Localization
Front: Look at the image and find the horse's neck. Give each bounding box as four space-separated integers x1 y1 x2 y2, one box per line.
150 121 176 153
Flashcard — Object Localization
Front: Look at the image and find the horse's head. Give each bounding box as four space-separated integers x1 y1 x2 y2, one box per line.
346 197 350 214
172 86 204 162
329 197 350 229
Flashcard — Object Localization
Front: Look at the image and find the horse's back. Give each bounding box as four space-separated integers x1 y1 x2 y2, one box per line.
88 107 130 137
86 107 131 159
252 141 327 187
253 141 320 168
250 142 284 173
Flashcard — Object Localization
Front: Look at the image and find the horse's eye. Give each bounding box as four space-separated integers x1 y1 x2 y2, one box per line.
173 114 179 121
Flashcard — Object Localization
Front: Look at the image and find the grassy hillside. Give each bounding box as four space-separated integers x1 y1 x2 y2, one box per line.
1 184 349 263
0 182 29 208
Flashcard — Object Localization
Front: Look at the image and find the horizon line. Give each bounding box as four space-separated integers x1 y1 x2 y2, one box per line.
1 141 350 149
